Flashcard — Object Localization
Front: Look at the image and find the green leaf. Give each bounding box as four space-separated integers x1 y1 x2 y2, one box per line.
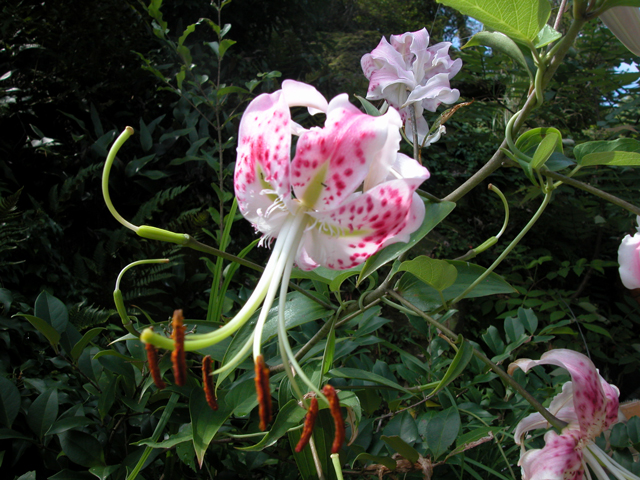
398 256 458 292
425 406 460 460
463 31 533 81
327 368 413 395
58 430 105 468
574 138 640 166
322 327 336 376
27 389 59 439
435 0 551 44
45 417 95 436
89 465 119 480
531 131 560 169
237 399 307 451
609 423 629 449
448 426 494 457
427 338 474 397
355 95 384 116
352 452 396 470
534 24 562 48
190 388 231 467
358 200 455 284
0 376 21 428
70 327 105 363
381 435 420 463
34 291 68 334
516 127 563 156
136 424 193 448
581 323 612 339
398 261 515 311
580 151 640 166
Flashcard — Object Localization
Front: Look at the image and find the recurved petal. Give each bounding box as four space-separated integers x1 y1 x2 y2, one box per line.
514 382 579 445
291 94 398 212
600 7 640 57
618 228 640 290
519 430 584 480
405 72 460 112
511 349 616 439
297 170 428 270
235 89 292 235
281 79 328 115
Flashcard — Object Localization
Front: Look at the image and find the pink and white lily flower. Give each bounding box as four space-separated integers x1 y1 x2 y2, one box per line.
509 349 638 480
361 28 462 146
618 216 640 290
142 80 429 398
600 7 640 57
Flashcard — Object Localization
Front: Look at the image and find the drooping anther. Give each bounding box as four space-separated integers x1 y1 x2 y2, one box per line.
323 384 345 454
295 397 319 453
202 355 218 411
145 339 166 389
171 309 187 386
254 355 272 431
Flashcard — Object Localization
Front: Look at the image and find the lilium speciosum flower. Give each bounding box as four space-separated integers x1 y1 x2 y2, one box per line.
600 7 640 57
361 28 462 146
140 80 429 432
509 349 639 480
618 216 640 290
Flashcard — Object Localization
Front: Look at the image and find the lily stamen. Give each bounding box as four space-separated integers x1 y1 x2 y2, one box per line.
171 310 187 387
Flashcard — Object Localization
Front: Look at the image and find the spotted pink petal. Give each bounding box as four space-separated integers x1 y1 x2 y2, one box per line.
514 382 579 445
235 90 292 235
618 217 640 289
291 95 400 212
511 349 617 439
296 170 428 271
519 430 584 480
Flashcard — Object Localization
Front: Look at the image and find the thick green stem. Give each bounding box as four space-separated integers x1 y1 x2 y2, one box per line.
542 170 640 216
385 290 568 431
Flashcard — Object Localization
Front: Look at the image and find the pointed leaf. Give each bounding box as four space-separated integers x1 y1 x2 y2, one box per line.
425 406 460 460
574 138 640 166
0 376 20 428
237 399 307 451
27 389 59 439
15 314 60 353
190 389 231 466
463 31 533 81
398 256 458 292
70 327 105 363
353 452 396 470
58 430 105 467
531 131 560 170
34 291 68 334
381 435 420 463
435 0 551 44
427 338 474 398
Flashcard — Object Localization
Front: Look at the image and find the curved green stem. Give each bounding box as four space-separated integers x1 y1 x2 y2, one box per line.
489 184 509 239
450 183 553 305
113 258 169 337
331 453 344 480
103 127 138 232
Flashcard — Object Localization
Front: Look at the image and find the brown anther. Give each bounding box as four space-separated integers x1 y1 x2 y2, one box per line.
323 384 345 454
254 355 272 431
145 341 166 389
295 397 319 453
202 355 218 411
171 309 187 386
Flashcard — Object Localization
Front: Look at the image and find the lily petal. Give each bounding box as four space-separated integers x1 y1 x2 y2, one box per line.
298 166 428 270
511 349 617 439
405 72 461 112
519 430 584 480
291 95 398 211
281 79 328 115
600 7 640 57
514 382 578 445
235 90 292 237
618 216 640 289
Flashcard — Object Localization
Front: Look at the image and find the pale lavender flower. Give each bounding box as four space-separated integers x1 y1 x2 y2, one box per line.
361 28 462 146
